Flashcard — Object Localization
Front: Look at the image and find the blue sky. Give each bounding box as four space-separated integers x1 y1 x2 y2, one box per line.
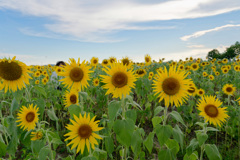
0 0 240 65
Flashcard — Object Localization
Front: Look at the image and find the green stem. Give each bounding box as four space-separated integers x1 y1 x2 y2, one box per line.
200 145 204 160
121 97 126 119
45 131 54 160
163 106 168 126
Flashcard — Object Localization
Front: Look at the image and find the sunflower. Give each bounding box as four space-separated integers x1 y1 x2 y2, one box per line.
198 88 205 96
215 72 220 76
236 97 240 105
222 84 236 95
60 58 92 91
222 68 229 74
222 58 228 64
148 76 152 80
136 69 146 77
35 80 39 85
34 71 41 77
121 57 132 68
64 113 103 154
197 95 229 127
109 57 117 64
191 63 199 71
145 54 152 66
152 66 192 107
149 72 154 77
90 57 99 67
42 78 48 85
209 75 214 80
93 78 99 86
31 130 43 141
55 66 63 75
203 72 208 77
16 104 39 131
187 83 197 96
101 59 109 67
64 89 79 107
178 64 184 71
100 63 137 99
0 56 31 93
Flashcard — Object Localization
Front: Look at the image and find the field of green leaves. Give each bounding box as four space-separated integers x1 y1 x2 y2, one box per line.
0 55 239 160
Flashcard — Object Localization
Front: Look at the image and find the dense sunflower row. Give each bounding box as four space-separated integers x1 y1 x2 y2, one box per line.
0 55 239 159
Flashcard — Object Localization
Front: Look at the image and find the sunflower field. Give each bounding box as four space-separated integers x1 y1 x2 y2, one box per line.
0 55 240 160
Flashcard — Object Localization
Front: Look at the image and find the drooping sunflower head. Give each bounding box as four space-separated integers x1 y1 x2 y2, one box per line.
64 113 104 154
100 63 137 99
60 58 92 91
31 130 43 141
197 95 229 127
93 78 99 86
152 66 192 107
222 84 236 96
144 54 152 66
16 104 39 131
0 56 31 93
90 57 99 67
64 89 79 107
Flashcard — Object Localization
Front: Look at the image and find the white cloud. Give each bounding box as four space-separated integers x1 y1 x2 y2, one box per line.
187 45 205 48
1 0 240 42
181 24 240 41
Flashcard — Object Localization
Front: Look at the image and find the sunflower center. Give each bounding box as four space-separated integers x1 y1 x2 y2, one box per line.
70 94 77 104
103 60 108 64
26 112 35 122
122 59 129 66
70 67 84 82
162 77 180 95
78 124 92 139
111 71 128 88
204 104 218 117
36 132 43 139
145 57 150 62
0 61 22 81
192 64 197 69
226 87 232 92
93 59 98 64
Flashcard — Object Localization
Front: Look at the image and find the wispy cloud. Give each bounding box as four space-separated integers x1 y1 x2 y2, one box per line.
1 0 240 42
181 24 240 41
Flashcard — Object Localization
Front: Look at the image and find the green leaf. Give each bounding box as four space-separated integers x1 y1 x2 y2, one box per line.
186 138 199 155
169 111 186 127
51 138 64 145
47 107 58 121
131 129 142 156
206 127 218 132
183 151 198 160
158 149 174 160
34 86 47 97
0 141 7 157
152 116 163 128
105 136 114 154
126 110 137 123
38 146 50 160
155 125 172 146
68 104 81 118
108 100 121 121
82 156 98 160
205 144 222 160
10 98 18 114
196 132 208 146
143 132 155 154
154 106 164 116
113 118 135 147
165 139 179 155
173 125 184 152
35 99 45 121
31 140 45 155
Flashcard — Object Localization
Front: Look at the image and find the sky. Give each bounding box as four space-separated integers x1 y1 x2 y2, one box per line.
0 0 240 65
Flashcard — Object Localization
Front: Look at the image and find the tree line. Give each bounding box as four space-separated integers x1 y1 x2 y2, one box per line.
207 41 240 60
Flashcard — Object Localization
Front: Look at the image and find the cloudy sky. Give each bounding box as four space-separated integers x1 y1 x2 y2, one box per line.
0 0 240 65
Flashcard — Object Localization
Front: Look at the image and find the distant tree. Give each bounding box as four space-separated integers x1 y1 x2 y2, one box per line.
207 49 220 60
